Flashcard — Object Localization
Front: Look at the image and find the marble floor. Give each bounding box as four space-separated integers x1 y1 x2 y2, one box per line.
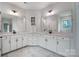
2 46 63 57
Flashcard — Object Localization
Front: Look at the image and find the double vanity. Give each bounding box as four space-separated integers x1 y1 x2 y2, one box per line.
0 32 75 57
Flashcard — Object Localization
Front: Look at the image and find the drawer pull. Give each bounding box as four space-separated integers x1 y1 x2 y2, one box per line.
16 39 18 42
45 39 48 42
9 40 11 44
57 41 59 45
0 36 2 38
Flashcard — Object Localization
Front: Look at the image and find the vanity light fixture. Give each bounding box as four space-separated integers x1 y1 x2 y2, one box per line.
9 9 19 16
48 10 52 13
12 10 17 13
24 2 28 4
46 9 55 16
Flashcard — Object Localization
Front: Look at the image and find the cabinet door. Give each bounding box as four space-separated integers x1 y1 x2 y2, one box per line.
39 35 46 48
2 36 11 54
32 36 38 45
57 37 64 55
47 36 57 52
16 36 23 49
10 36 17 51
23 36 29 47
57 37 70 56
27 34 33 45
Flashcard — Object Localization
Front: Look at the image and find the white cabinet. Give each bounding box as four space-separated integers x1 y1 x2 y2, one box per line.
16 35 23 49
11 35 23 50
2 36 11 54
23 36 29 47
39 35 47 48
32 35 39 45
46 36 57 52
10 35 17 51
27 34 33 45
1 34 71 57
56 37 70 56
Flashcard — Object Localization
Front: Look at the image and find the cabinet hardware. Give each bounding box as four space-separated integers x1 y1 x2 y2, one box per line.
62 38 64 39
6 36 7 39
9 40 11 44
16 39 18 42
0 36 2 38
57 41 59 45
45 39 48 42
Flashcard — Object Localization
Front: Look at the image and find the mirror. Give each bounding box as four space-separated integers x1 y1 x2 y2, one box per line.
1 13 25 33
58 11 72 32
41 10 72 33
41 15 57 33
1 13 12 32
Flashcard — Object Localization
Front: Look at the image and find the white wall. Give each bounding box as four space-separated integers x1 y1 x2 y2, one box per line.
75 2 79 56
0 14 1 49
24 10 42 33
12 17 25 32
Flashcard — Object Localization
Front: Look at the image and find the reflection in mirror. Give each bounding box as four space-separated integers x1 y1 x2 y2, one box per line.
1 14 12 32
58 11 72 32
1 12 25 33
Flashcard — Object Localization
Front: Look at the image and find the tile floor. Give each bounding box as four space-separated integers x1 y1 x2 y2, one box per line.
2 46 62 57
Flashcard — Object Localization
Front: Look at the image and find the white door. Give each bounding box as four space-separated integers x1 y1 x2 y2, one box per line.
16 36 23 49
47 36 57 52
10 35 17 51
2 36 11 54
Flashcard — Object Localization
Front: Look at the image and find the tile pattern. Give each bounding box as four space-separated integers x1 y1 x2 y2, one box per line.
2 47 61 57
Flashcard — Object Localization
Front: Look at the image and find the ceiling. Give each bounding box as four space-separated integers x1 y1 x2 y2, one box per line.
9 2 55 10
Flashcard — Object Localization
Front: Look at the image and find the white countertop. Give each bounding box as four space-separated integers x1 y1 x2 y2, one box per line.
0 32 74 39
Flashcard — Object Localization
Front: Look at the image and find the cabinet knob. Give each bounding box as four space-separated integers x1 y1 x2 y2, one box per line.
0 36 2 38
57 41 59 45
62 38 64 39
45 39 48 42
